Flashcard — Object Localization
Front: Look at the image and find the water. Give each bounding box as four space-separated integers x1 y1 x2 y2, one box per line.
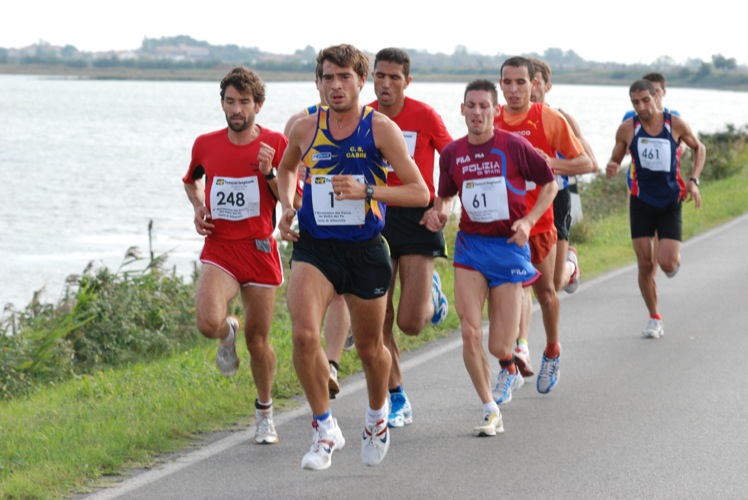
2 75 747 308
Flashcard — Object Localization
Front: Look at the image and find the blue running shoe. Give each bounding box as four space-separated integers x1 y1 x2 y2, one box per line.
537 345 561 394
492 368 524 405
431 271 448 325
387 391 413 428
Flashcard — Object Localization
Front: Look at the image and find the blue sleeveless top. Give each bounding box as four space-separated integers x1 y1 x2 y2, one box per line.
298 106 388 241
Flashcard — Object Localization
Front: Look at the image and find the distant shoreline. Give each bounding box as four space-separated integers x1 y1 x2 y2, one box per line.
2 64 747 91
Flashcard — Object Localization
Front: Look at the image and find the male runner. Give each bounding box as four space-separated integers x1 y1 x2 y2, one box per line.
182 67 286 445
276 44 429 470
423 79 556 436
511 57 599 376
283 70 351 400
368 47 453 429
606 79 705 339
494 56 592 401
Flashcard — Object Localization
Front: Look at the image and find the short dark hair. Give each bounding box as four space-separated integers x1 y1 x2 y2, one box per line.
642 72 667 90
317 44 370 79
374 47 411 78
465 79 498 105
220 67 266 103
629 79 656 96
528 57 551 84
500 56 535 80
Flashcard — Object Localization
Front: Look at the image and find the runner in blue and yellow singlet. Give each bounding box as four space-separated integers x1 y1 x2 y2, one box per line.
276 44 429 472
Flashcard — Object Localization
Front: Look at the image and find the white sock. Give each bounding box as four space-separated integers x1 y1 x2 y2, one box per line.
483 401 500 416
367 403 387 424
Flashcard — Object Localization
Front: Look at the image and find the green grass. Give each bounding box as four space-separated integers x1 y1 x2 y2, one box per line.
1 169 747 499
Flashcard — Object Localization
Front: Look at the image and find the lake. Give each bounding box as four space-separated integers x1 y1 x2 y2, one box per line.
1 74 747 308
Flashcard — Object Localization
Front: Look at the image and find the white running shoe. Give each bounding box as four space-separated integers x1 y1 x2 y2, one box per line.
301 419 345 471
254 408 279 445
665 263 680 278
361 419 390 466
216 316 240 377
642 318 664 339
387 391 413 428
328 363 340 400
430 271 449 325
473 411 504 437
513 343 535 377
563 247 581 294
537 345 561 394
343 331 355 351
493 368 524 405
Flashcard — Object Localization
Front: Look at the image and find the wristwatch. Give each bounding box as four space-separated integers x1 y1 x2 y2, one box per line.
689 177 700 186
365 184 375 201
264 169 276 180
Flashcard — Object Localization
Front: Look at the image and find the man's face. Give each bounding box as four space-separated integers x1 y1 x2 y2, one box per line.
222 85 261 132
500 65 535 113
630 89 658 121
461 90 497 137
651 82 666 110
372 60 411 108
321 61 364 113
530 71 551 104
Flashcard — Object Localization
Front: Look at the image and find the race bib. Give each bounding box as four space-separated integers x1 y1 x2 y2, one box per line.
461 177 510 223
209 176 260 221
311 175 366 226
386 131 417 172
637 137 671 172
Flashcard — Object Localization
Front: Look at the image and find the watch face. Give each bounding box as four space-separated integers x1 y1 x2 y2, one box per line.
366 184 374 197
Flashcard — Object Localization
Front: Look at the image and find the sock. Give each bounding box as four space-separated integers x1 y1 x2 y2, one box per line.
499 356 517 375
329 360 339 371
389 385 403 394
483 401 500 416
313 411 333 431
255 398 273 410
544 342 561 359
367 403 387 424
651 314 662 320
517 338 528 347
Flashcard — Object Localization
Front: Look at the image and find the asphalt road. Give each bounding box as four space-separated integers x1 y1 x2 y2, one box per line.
82 214 748 500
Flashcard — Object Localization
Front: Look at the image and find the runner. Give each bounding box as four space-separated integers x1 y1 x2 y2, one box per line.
283 69 351 400
276 44 429 470
606 78 705 338
422 79 557 436
368 47 453 429
182 66 286 445
494 56 592 400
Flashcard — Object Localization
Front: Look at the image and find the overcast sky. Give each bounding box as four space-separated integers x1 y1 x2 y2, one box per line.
2 0 745 66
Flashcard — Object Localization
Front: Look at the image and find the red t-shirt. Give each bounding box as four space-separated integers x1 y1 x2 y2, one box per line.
368 96 452 203
182 126 288 240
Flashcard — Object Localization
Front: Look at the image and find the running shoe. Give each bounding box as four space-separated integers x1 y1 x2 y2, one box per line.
254 407 279 445
513 343 535 377
387 391 413 428
642 318 665 339
216 316 240 377
665 263 680 278
563 247 581 294
328 362 340 400
431 270 449 325
493 368 524 405
473 411 504 437
343 331 355 351
537 345 561 394
361 418 390 466
301 418 346 471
